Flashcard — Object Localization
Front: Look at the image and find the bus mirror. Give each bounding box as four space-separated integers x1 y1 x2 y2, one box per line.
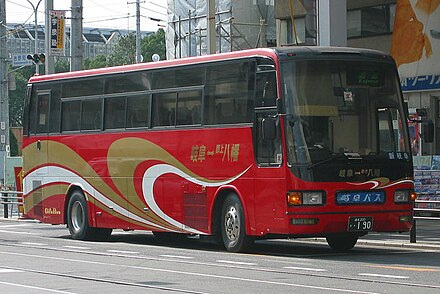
262 117 276 141
421 120 434 143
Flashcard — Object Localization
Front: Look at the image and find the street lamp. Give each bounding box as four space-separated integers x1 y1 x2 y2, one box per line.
26 0 43 74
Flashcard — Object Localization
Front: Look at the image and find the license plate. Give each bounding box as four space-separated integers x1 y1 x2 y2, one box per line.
348 216 373 231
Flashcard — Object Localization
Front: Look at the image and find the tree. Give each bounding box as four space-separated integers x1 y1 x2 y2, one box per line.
107 33 137 66
84 55 107 69
142 28 166 62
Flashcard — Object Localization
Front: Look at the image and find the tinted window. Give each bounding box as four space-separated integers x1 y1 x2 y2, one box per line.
61 101 81 132
105 72 152 93
36 93 50 134
104 97 126 129
152 92 177 127
127 94 150 128
81 99 102 131
205 61 254 124
62 78 104 98
177 90 202 125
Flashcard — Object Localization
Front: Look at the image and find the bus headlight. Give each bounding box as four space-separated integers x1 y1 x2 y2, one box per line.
394 190 417 203
287 191 325 206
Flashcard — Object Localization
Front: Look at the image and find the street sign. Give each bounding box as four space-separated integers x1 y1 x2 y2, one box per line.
11 54 32 67
49 10 66 56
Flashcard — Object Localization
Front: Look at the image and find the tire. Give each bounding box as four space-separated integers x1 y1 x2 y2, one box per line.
326 233 358 252
220 193 254 252
67 190 112 241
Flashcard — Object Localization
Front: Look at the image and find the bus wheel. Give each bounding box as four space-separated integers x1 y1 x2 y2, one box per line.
326 234 358 252
67 190 112 241
220 194 254 252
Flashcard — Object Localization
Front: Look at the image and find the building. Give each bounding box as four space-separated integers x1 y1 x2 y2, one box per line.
166 0 439 156
7 22 151 61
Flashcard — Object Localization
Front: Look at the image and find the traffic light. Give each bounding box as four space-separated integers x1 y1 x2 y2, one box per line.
27 53 46 64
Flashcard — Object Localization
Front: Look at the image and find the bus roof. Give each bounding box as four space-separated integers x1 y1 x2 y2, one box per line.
28 46 392 84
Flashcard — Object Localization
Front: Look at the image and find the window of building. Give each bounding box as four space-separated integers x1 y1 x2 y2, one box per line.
347 4 396 38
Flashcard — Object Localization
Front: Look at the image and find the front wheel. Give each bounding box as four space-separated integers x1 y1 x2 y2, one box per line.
326 234 358 252
220 193 254 252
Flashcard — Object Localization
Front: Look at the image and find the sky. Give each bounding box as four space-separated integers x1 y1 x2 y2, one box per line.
5 0 168 32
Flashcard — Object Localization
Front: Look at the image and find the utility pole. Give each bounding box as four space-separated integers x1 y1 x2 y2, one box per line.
26 0 43 74
0 0 9 183
135 0 141 63
45 0 54 74
207 0 216 54
70 0 83 71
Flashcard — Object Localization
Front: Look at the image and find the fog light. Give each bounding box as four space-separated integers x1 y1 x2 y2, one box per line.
399 215 412 222
291 218 319 225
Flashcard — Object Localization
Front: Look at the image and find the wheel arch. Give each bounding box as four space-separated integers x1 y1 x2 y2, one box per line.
63 183 89 225
210 186 251 237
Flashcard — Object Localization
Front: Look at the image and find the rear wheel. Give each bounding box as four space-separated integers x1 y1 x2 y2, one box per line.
67 190 112 241
326 233 358 252
220 193 254 252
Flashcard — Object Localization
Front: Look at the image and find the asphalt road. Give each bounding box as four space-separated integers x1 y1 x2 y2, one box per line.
0 219 439 293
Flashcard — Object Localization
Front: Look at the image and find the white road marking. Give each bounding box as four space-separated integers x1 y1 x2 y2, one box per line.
284 266 327 272
21 242 46 246
0 229 37 235
0 224 32 228
107 250 139 254
0 269 23 273
358 273 409 279
0 281 75 293
216 260 257 266
160 255 194 259
63 245 91 250
1 251 384 294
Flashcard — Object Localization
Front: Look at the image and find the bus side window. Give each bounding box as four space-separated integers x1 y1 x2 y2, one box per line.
256 71 277 107
255 111 282 165
61 101 81 132
36 93 50 134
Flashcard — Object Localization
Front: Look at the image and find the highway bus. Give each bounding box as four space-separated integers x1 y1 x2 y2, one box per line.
23 46 416 252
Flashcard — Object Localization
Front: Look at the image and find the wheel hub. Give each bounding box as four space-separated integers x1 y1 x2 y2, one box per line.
225 206 240 242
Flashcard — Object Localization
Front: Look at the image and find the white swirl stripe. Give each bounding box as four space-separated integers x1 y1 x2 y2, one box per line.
142 164 251 234
24 166 170 231
24 164 251 234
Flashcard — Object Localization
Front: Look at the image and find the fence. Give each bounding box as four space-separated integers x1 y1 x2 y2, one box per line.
0 190 24 218
410 195 440 243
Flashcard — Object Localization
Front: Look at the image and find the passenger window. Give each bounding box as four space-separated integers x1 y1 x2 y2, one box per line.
35 93 50 134
127 94 150 128
152 92 177 127
104 97 126 129
81 99 102 131
61 101 81 132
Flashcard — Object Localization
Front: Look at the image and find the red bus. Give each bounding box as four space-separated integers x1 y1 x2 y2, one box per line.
23 46 416 252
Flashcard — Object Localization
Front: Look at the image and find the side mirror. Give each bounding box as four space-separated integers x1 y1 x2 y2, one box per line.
262 117 276 141
421 120 434 143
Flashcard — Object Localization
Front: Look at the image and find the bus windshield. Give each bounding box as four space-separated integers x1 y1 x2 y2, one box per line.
281 59 410 180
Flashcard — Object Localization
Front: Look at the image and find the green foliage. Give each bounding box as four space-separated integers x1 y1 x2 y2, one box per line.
84 55 108 69
54 58 70 73
107 33 137 66
142 28 166 62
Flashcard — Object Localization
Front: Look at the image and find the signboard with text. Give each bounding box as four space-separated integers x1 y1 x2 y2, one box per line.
49 10 66 56
391 0 440 92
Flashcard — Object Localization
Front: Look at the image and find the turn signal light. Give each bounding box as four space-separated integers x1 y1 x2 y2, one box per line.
287 192 302 206
410 192 417 202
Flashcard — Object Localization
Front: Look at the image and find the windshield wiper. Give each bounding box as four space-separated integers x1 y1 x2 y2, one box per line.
307 153 359 170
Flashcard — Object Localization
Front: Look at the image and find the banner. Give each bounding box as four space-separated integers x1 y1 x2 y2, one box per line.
49 10 66 56
391 0 440 92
